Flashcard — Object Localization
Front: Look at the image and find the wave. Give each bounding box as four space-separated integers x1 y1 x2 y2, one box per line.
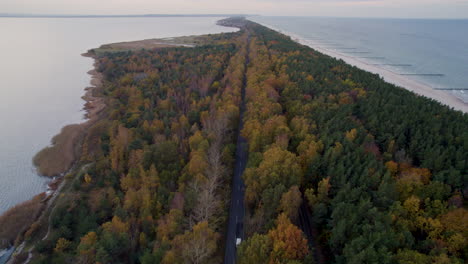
251 20 468 112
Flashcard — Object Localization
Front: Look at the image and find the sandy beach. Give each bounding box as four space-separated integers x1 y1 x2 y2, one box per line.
256 22 468 114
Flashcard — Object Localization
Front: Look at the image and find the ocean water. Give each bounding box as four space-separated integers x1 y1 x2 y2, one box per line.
250 16 468 103
0 17 237 214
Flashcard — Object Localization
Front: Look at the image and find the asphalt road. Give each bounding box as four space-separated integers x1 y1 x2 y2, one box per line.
223 133 247 264
224 35 249 264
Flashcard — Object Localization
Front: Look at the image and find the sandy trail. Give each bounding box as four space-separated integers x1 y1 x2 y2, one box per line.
258 22 468 113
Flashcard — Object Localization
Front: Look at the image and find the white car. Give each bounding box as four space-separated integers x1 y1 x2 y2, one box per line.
235 222 243 246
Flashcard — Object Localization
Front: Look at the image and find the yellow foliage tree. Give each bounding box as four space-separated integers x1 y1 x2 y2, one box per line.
268 214 309 262
278 186 302 221
54 237 72 253
385 161 399 176
345 128 357 142
171 221 220 264
77 231 98 263
84 173 92 184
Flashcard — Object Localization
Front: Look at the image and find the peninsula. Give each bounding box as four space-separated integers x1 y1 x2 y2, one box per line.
1 17 466 264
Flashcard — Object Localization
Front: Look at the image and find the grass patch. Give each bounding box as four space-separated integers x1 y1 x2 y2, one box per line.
33 124 85 177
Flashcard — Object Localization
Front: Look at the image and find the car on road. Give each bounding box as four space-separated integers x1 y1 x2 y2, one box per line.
236 222 243 246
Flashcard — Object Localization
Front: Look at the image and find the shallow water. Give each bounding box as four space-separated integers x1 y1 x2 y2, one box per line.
250 16 468 103
0 247 14 264
0 17 236 214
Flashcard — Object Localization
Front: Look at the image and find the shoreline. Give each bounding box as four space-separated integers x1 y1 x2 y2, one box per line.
255 21 468 114
32 54 105 177
1 17 466 263
0 34 203 255
1 22 239 262
0 35 202 260
0 54 105 260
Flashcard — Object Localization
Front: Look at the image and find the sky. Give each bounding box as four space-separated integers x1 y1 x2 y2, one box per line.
2 0 468 19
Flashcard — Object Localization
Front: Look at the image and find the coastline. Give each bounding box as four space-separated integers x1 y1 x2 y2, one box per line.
0 19 239 263
0 54 105 261
254 21 468 114
32 54 105 177
0 17 467 264
0 35 203 261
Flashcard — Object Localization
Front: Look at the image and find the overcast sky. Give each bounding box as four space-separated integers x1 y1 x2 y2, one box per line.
2 0 468 18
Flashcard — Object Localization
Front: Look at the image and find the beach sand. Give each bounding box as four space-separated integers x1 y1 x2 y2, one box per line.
257 22 468 114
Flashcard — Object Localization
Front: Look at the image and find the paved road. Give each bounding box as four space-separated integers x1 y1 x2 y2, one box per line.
224 134 247 264
224 35 249 264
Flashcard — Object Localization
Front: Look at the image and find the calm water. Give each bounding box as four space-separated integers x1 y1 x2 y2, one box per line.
0 17 236 214
251 16 468 103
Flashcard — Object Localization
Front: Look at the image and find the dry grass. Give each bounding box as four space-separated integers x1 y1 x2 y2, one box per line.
33 123 85 177
10 251 28 264
89 35 210 55
0 193 46 248
33 65 105 177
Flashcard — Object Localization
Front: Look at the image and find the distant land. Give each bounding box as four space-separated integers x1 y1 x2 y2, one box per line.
0 17 466 264
0 13 255 18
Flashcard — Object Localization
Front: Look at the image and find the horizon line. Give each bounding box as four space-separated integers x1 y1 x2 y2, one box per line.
0 13 255 18
1 13 467 20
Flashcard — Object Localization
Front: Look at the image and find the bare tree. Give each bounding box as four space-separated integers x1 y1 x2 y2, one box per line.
190 111 228 228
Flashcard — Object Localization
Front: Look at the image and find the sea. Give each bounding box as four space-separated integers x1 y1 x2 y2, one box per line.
250 16 468 103
0 16 237 215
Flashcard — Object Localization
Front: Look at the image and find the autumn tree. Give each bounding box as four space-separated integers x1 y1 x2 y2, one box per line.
238 233 272 264
244 146 302 205
278 186 302 222
268 214 309 263
169 221 220 264
77 231 98 264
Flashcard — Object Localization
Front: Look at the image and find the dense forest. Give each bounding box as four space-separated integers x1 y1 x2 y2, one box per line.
12 18 466 264
236 20 467 264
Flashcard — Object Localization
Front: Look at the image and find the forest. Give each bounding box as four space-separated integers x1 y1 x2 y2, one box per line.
10 17 466 264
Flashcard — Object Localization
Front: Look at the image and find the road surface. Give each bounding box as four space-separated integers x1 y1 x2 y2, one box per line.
224 34 249 264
